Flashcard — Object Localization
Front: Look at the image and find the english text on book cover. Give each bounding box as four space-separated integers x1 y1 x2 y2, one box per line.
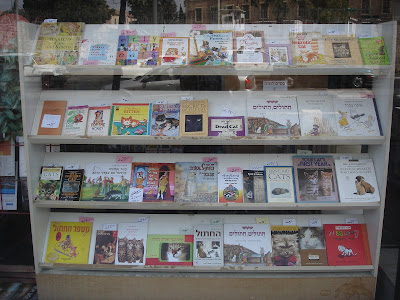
160 37 189 65
110 103 151 136
264 166 296 203
290 32 326 65
93 230 117 264
179 99 208 136
116 33 160 66
234 31 266 64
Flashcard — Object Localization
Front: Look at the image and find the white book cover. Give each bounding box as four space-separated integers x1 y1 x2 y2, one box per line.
0 177 17 210
0 140 15 177
193 224 224 266
160 37 189 65
218 172 243 203
264 166 296 203
335 159 380 203
116 222 148 265
78 39 118 65
62 105 89 136
86 106 111 136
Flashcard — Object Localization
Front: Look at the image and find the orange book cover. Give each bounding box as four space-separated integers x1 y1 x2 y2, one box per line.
37 100 67 135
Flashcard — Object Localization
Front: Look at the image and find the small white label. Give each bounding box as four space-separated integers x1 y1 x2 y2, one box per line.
211 219 223 225
250 165 264 171
319 91 329 96
102 224 117 231
201 219 211 224
283 219 296 226
179 227 194 234
41 114 61 128
129 188 143 203
309 219 322 227
326 29 339 35
340 155 353 160
98 103 109 107
220 107 236 117
181 96 193 100
345 218 359 224
290 26 302 33
256 217 270 224
155 100 167 104
119 98 131 103
265 161 279 167
359 33 373 38
267 40 280 45
45 145 60 153
44 19 57 23
297 150 312 155
263 80 288 91
308 254 320 260
64 164 79 170
136 217 148 223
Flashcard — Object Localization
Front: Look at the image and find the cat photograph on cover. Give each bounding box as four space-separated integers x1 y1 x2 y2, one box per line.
299 227 326 250
272 234 301 266
36 181 59 201
301 170 334 199
161 243 191 262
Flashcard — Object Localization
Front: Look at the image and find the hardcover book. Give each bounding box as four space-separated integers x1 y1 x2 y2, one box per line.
293 156 339 203
243 170 266 204
174 162 218 203
160 37 189 65
86 106 111 136
116 33 160 66
290 32 326 65
233 31 266 64
208 116 245 137
36 100 67 135
59 169 84 201
62 105 89 136
264 166 296 203
150 104 180 136
93 230 117 264
218 172 243 203
224 224 272 266
44 221 92 264
298 227 328 266
78 39 118 65
358 37 389 65
35 166 63 201
193 224 224 266
265 44 292 65
110 103 152 136
271 225 301 266
116 223 148 265
179 99 208 136
322 35 363 65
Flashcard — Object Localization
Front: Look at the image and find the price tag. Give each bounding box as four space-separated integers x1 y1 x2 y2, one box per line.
326 29 339 35
265 161 278 167
97 103 109 107
211 219 223 225
263 80 288 91
45 145 60 152
118 98 131 103
359 33 373 38
179 227 194 234
79 216 94 223
309 219 322 227
308 254 320 260
103 224 117 231
83 60 98 65
41 114 61 128
256 217 270 224
161 32 176 37
136 217 148 223
44 19 57 23
345 218 359 224
250 165 263 171
155 100 167 105
192 24 206 30
121 29 137 35
340 155 352 160
227 167 242 172
202 157 217 163
283 219 296 226
290 26 302 33
65 164 79 170
297 150 312 155
319 90 329 96
129 188 143 203
117 155 132 163
181 96 193 101
201 219 211 224
220 107 236 117
267 40 280 45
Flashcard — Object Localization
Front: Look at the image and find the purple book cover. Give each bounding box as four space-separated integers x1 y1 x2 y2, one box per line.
266 44 292 66
208 116 245 136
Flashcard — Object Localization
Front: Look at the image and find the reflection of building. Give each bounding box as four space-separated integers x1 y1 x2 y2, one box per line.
106 10 136 24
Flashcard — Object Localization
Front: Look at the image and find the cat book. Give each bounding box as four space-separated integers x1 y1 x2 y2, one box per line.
334 159 380 203
208 116 245 137
298 227 328 266
290 32 326 65
324 224 372 266
233 31 266 64
174 162 218 203
35 100 67 135
293 156 339 203
243 170 266 204
86 106 111 136
35 166 63 201
150 104 180 136
247 96 300 137
265 44 292 66
59 169 84 201
322 35 363 65
271 225 301 266
146 234 193 266
81 163 132 201
78 39 118 65
218 172 243 203
93 230 117 264
61 105 89 136
358 37 390 65
131 163 175 202
116 223 148 266
44 221 92 264
159 37 189 65
110 103 152 136
264 166 296 203
193 224 224 266
179 99 208 137
224 224 272 266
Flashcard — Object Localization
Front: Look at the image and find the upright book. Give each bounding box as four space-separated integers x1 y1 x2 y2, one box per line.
265 44 292 65
193 224 224 266
290 32 326 65
298 226 328 266
110 103 152 136
243 170 266 203
159 37 189 65
150 103 180 136
271 226 301 266
264 166 296 203
179 99 208 136
35 166 63 201
93 230 117 264
208 116 245 137
59 169 84 201
358 37 389 65
218 172 243 203
78 38 118 65
36 100 67 135
62 105 89 136
323 35 363 65
86 106 111 136
116 223 148 265
233 31 266 64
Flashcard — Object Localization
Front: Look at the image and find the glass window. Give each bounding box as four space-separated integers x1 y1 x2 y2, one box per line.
298 1 306 18
261 3 269 20
211 7 218 23
196 8 202 22
362 0 370 14
242 4 250 20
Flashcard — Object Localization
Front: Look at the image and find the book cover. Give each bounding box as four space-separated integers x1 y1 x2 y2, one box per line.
358 37 390 65
265 44 292 65
334 159 380 203
298 227 328 266
208 116 245 137
44 221 92 264
218 172 243 203
110 103 152 136
86 106 111 136
62 105 89 136
297 95 337 136
59 169 84 201
323 35 363 65
179 99 208 136
79 39 117 65
150 104 180 136
271 225 301 266
264 166 296 203
35 166 63 201
160 37 189 65
116 33 160 66
175 162 218 203
93 230 117 264
146 234 193 266
224 224 272 266
0 140 15 176
243 170 266 203
116 223 148 265
37 100 67 135
247 96 300 137
0 177 17 210
131 163 175 202
189 30 233 66
81 163 132 201
293 156 339 203
193 224 224 266
233 31 266 64
290 32 326 65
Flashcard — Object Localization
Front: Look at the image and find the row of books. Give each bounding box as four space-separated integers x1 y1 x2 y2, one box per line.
35 157 380 204
35 95 382 138
33 22 390 67
45 220 371 267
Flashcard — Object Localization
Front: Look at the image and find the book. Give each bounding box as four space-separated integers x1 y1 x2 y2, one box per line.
224 224 272 266
0 140 15 176
264 166 296 203
86 106 111 136
298 227 328 266
233 31 266 64
93 230 117 264
35 166 63 201
36 100 67 135
78 39 118 65
334 159 380 203
271 225 301 266
150 103 180 136
110 103 152 136
44 221 92 264
323 35 363 65
62 105 89 136
59 169 84 201
193 224 224 266
159 37 189 65
290 32 326 65
218 172 243 203
243 170 266 203
174 162 218 203
324 224 371 265
179 99 208 136
116 223 148 265
265 44 292 65
0 177 17 210
81 163 132 201
247 96 300 137
146 234 193 266
293 156 339 203
208 116 245 137
297 95 337 136
358 37 389 65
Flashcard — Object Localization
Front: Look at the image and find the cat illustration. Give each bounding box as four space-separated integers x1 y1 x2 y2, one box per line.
320 171 333 196
354 176 375 195
299 227 325 249
103 190 122 201
121 116 134 130
303 170 319 196
36 181 59 201
272 188 289 195
272 234 301 266
117 237 128 263
298 50 320 64
338 245 356 257
184 171 197 197
161 243 190 261
185 115 203 132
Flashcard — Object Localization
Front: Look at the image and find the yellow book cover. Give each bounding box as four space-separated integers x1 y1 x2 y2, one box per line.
45 221 92 264
110 103 152 136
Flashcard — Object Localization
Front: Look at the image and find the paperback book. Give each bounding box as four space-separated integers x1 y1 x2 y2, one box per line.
233 31 266 64
78 38 118 65
86 106 111 136
62 105 89 136
116 223 148 265
179 99 208 136
290 32 326 65
323 35 363 65
110 103 152 136
243 170 266 204
298 227 328 266
93 230 117 264
265 44 292 65
264 166 296 203
150 103 180 136
218 172 243 203
208 116 245 137
193 224 224 266
35 166 63 201
271 226 301 266
36 100 67 135
59 169 84 201
116 33 160 66
358 37 389 65
159 37 189 65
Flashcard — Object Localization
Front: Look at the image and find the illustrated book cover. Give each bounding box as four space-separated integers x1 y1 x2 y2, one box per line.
233 31 266 64
59 169 84 201
93 230 117 264
290 32 326 65
0 177 17 210
36 100 67 135
293 156 339 203
358 37 390 65
224 224 272 266
208 116 245 137
193 224 224 266
116 223 148 265
271 225 301 266
44 221 92 264
159 37 189 65
146 234 193 266
322 35 363 65
298 226 328 266
86 106 111 136
179 99 208 136
218 172 243 203
35 166 63 201
150 103 180 136
78 38 118 65
265 44 292 65
61 105 89 136
110 103 152 136
264 166 296 203
243 170 265 203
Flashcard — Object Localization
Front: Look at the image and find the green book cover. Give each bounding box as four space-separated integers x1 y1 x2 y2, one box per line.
146 234 193 265
359 37 389 65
